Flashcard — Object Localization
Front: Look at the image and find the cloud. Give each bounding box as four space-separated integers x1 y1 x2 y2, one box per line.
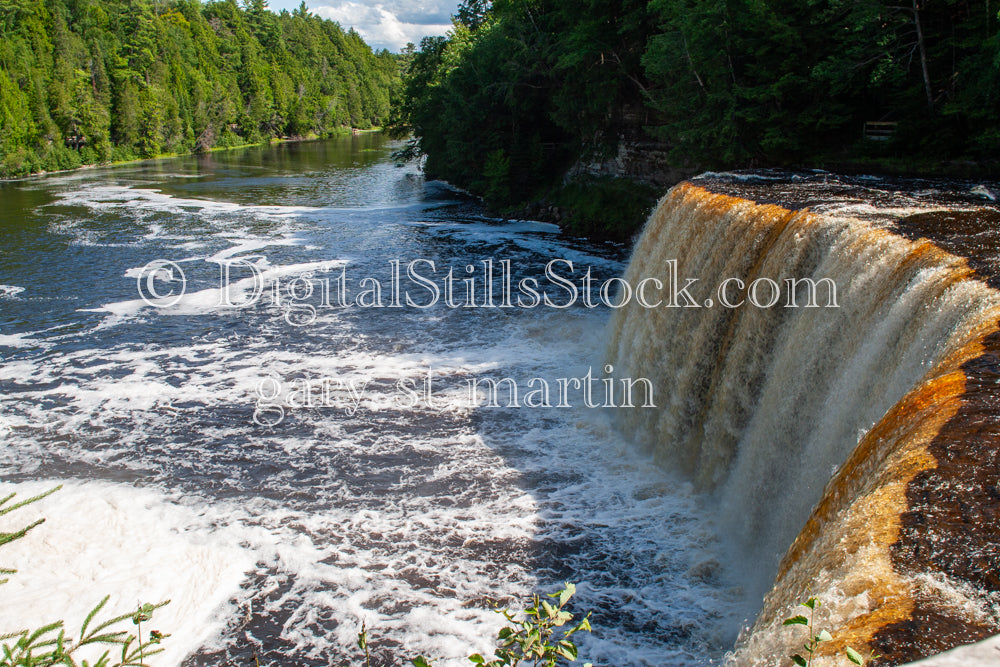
307 1 457 52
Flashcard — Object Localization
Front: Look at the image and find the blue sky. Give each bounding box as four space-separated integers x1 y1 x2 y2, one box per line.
269 0 459 52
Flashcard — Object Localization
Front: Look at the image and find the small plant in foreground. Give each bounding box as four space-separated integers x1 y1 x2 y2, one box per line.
345 583 592 667
0 486 170 667
467 582 592 667
462 582 591 667
782 596 874 666
357 621 371 667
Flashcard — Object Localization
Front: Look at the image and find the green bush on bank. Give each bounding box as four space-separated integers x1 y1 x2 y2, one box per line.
348 583 592 667
547 176 659 241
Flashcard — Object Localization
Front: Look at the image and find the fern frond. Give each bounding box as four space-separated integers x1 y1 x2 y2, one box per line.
80 596 110 638
0 485 62 516
0 517 45 548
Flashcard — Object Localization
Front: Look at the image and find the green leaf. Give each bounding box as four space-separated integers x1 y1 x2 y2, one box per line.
91 600 169 635
817 629 832 642
783 615 809 626
121 635 133 663
412 656 433 667
556 640 578 660
468 654 485 664
845 646 865 665
559 583 576 607
0 518 45 548
553 611 573 626
24 620 63 646
0 485 61 517
802 597 817 610
791 655 807 667
80 631 129 646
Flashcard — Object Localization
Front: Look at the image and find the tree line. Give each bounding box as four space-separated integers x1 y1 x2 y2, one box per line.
393 0 1000 224
0 0 400 177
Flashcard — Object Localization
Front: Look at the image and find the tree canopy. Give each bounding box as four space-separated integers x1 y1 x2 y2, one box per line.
394 0 1000 212
0 0 400 177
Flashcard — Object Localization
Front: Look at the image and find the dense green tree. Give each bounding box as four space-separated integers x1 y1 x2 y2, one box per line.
396 0 1000 216
0 0 400 176
645 0 1000 162
394 0 654 206
455 0 490 31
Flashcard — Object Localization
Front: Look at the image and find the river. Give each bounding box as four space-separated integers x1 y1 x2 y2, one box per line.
0 135 737 666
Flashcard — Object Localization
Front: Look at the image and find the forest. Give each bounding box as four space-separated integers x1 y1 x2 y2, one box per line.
393 0 1000 237
0 0 400 177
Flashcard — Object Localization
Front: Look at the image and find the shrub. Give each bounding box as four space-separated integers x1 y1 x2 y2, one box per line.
349 583 593 667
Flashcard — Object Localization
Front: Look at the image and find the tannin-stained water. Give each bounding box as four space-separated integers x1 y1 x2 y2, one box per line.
607 171 1000 665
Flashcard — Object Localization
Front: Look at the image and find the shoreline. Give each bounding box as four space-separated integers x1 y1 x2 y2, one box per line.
0 128 383 183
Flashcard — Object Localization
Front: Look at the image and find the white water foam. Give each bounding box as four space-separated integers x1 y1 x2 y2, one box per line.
92 258 348 325
0 306 738 665
0 332 42 348
0 480 254 667
53 185 318 218
0 285 25 299
46 185 316 252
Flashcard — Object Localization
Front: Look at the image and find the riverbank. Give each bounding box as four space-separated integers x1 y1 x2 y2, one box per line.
0 128 383 182
504 176 660 243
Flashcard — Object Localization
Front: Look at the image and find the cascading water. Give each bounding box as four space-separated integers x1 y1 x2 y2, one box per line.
607 176 1000 665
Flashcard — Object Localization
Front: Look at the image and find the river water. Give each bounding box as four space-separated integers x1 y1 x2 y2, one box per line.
0 135 738 666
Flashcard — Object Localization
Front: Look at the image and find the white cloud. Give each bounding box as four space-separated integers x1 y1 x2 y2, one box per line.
308 1 456 52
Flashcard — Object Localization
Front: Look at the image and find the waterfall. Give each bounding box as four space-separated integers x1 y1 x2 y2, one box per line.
607 182 1000 665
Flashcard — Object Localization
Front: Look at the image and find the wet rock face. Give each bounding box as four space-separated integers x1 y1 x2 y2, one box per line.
873 324 1000 665
892 209 1000 289
566 140 695 186
903 633 1000 666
